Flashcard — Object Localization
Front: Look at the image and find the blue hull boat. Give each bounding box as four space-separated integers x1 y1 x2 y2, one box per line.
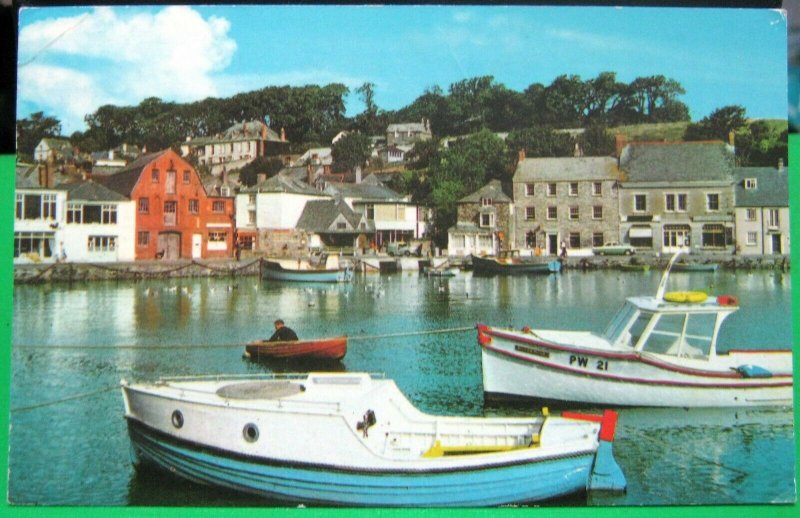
122 373 625 506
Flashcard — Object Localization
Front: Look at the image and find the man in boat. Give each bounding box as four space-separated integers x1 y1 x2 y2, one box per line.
268 319 299 342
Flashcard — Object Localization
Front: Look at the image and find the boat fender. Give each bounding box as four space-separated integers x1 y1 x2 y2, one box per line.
476 324 493 346
735 364 773 378
716 295 739 306
356 409 376 437
521 326 532 334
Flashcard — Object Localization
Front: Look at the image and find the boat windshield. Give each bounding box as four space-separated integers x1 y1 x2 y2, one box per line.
638 312 716 359
603 302 638 346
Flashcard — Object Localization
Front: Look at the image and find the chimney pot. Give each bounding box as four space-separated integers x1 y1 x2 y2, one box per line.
778 158 784 171
615 134 627 157
518 149 526 162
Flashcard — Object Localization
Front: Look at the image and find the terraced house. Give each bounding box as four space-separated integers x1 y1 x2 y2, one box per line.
448 179 514 257
617 141 737 255
513 153 622 255
733 162 790 256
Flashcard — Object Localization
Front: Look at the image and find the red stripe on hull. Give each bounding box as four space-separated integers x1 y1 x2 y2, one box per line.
245 337 347 360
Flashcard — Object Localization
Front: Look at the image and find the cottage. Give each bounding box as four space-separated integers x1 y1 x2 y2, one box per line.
448 180 513 257
296 199 374 251
100 149 235 260
33 137 74 162
734 162 790 256
386 120 432 147
14 163 67 263
618 141 736 255
513 154 621 256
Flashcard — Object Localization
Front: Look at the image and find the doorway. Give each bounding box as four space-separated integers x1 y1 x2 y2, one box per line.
157 232 181 260
192 233 202 259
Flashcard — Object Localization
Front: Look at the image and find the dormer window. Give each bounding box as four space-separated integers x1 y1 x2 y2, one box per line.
480 197 493 207
744 178 758 190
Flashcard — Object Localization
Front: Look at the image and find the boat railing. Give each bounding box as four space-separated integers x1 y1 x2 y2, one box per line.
157 372 387 383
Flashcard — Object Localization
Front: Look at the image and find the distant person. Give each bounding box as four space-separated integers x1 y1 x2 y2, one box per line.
560 241 567 258
268 319 298 342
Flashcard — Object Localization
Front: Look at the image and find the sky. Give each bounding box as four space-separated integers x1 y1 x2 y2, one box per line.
16 4 790 136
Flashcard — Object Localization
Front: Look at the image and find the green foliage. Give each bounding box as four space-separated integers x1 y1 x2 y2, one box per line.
578 125 616 156
238 156 285 186
429 130 509 190
331 132 371 173
405 138 440 170
506 127 575 159
16 112 63 160
684 105 747 142
734 121 788 167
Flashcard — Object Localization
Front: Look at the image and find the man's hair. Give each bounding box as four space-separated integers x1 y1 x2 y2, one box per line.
274 319 284 325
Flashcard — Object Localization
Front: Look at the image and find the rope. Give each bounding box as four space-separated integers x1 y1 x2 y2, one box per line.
10 385 119 414
14 326 478 351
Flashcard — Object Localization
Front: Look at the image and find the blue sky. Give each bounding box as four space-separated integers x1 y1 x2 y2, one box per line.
17 5 789 135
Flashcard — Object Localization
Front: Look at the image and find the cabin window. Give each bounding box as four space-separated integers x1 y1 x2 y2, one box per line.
639 313 713 359
639 314 686 355
603 303 639 346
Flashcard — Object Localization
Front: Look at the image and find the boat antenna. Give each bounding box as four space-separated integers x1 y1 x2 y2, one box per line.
655 248 685 300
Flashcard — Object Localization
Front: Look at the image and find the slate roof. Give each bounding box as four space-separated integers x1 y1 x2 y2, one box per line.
618 141 735 183
388 122 429 134
97 151 166 197
241 172 325 196
324 181 405 202
296 199 374 233
59 180 130 202
514 156 621 183
459 179 513 203
734 167 788 207
190 120 284 145
15 163 41 189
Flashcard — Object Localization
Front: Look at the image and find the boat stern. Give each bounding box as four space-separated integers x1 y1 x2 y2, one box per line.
563 410 627 493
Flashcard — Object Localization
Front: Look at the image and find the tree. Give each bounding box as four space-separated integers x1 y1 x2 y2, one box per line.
331 132 371 173
578 125 616 156
506 127 575 160
684 105 747 142
405 138 440 170
16 112 63 160
238 156 285 186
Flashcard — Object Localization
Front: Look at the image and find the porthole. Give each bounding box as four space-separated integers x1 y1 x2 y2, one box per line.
171 410 184 429
243 423 259 443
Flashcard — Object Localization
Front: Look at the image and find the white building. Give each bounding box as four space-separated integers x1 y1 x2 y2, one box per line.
734 164 790 256
14 164 67 264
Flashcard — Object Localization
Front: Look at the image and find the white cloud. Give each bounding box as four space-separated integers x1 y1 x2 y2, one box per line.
18 6 237 133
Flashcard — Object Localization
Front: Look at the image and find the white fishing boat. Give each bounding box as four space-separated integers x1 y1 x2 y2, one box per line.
478 251 793 408
121 372 625 506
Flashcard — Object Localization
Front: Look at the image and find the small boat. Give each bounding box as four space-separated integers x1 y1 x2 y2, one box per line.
262 253 353 283
423 265 459 277
478 250 793 407
121 372 625 506
471 250 561 275
670 261 719 272
244 336 347 361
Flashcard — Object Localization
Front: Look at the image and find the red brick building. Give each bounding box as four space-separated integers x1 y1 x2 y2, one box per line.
101 149 235 260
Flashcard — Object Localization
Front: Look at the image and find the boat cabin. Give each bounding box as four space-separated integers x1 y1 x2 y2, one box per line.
602 295 739 360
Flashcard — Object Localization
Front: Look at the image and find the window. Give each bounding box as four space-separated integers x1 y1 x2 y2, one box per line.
183 170 191 183
592 182 602 196
101 205 117 224
745 208 756 221
138 197 149 214
547 206 557 220
569 206 579 220
67 203 82 224
746 232 758 246
17 193 57 221
745 178 758 190
14 231 54 258
151 169 159 183
768 209 780 228
525 183 535 196
365 204 375 220
239 235 255 250
137 231 150 247
569 232 580 248
664 193 687 212
88 236 116 252
547 183 557 196
706 193 720 211
212 200 225 213
480 197 493 207
665 194 675 212
336 221 347 230
189 199 199 214
634 194 647 212
42 194 57 220
208 232 227 242
479 213 495 228
569 183 578 196
677 194 687 211
701 224 726 248
525 207 535 221
396 205 406 220
525 231 536 247
593 206 603 220
593 232 604 247
166 170 176 194
248 210 256 225
164 201 177 226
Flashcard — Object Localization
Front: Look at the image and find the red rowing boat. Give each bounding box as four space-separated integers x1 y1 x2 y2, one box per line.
244 336 347 360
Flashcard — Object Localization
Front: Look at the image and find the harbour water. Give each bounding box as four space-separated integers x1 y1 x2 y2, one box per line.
8 268 796 506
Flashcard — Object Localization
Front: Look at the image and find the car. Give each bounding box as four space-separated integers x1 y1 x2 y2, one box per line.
593 242 636 256
386 241 421 257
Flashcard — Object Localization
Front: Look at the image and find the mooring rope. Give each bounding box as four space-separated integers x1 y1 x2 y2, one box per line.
10 385 119 414
13 325 478 350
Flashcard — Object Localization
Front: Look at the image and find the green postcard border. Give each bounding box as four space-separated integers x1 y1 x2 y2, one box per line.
0 137 798 516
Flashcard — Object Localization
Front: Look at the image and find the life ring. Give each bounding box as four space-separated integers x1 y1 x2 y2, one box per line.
663 291 708 303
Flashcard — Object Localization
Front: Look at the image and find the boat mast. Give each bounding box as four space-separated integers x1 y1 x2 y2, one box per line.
655 249 685 301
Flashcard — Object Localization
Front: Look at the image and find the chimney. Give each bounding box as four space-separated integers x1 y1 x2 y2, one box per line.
307 163 314 185
261 123 267 140
728 131 735 147
615 134 627 157
355 165 362 184
778 158 784 171
280 127 286 142
518 149 526 163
